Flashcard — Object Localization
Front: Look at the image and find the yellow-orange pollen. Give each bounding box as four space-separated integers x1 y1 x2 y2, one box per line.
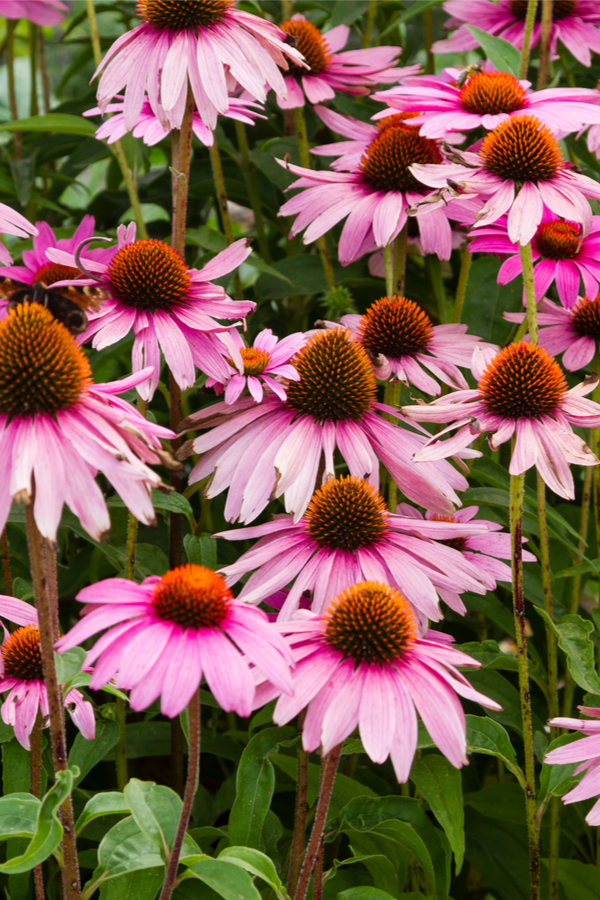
1 625 44 682
286 328 376 423
240 347 270 377
152 564 232 629
479 341 567 419
571 294 600 341
33 261 81 285
306 476 389 552
360 115 442 194
510 0 575 20
0 304 91 418
138 0 232 30
534 220 580 260
358 295 433 359
280 18 331 75
324 582 417 665
459 71 527 115
106 240 191 312
429 514 467 551
480 115 563 183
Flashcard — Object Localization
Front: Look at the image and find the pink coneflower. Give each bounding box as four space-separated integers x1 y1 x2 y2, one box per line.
279 110 480 265
335 295 489 395
433 0 600 68
374 68 600 138
545 707 600 825
0 303 174 542
177 327 471 524
255 581 500 776
0 596 94 750
0 204 37 267
216 475 489 622
397 504 536 612
47 225 254 402
55 565 294 718
402 341 600 500
2 0 67 26
94 0 306 132
469 210 600 309
505 295 600 372
275 13 405 109
206 328 305 404
83 93 266 147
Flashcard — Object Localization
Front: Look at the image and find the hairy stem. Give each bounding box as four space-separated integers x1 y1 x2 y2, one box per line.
393 225 408 297
288 712 309 895
519 0 539 79
452 248 471 324
519 240 538 344
537 0 553 89
536 473 558 728
29 23 38 117
234 120 271 263
383 381 401 513
30 713 45 900
383 244 393 297
570 462 592 614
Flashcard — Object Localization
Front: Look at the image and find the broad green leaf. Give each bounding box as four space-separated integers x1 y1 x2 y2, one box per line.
218 847 289 900
460 258 522 346
55 646 87 688
98 867 164 900
184 533 217 570
538 734 582 809
76 792 129 836
123 780 182 856
466 26 521 76
0 768 75 874
69 719 121 787
465 716 524 786
536 610 600 694
271 752 377 812
459 641 519 672
464 807 530 900
337 889 398 900
187 858 261 900
411 754 465 872
97 818 164 875
0 115 97 135
228 726 294 849
3 740 30 794
330 0 370 28
464 783 525 826
245 253 293 284
0 795 39 839
556 858 600 900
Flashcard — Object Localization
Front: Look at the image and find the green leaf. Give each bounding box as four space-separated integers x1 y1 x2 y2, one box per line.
536 610 600 694
0 795 39 839
458 641 519 672
337 890 398 900
123 780 182 857
411 754 465 872
466 26 521 76
464 807 530 900
330 0 370 27
465 716 524 786
556 859 600 900
186 858 261 900
218 847 290 900
228 726 295 849
55 646 87 688
184 533 217 570
538 734 583 809
460 258 522 346
103 722 170 760
464 783 525 826
98 867 164 900
0 769 75 874
76 792 129 836
3 740 30 794
0 114 97 136
69 719 121 787
97 817 164 877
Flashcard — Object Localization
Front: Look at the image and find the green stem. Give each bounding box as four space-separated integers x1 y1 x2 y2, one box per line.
549 796 561 900
6 20 22 159
426 254 447 324
287 712 309 896
29 22 38 117
281 0 294 19
115 699 128 792
570 460 592 614
1 529 12 595
519 240 538 344
393 225 408 296
424 6 434 74
536 473 558 729
38 26 50 113
537 0 553 88
234 120 271 262
362 0 377 48
30 712 45 900
383 244 393 297
509 469 540 900
208 138 244 301
453 248 471 324
519 0 539 79
383 381 401 513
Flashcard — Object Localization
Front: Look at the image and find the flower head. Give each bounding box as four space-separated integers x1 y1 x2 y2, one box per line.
505 295 600 372
2 1 67 25
545 707 600 825
402 341 600 500
47 225 254 401
178 327 470 523
0 596 94 750
256 581 500 777
0 303 174 541
95 0 306 132
412 115 600 246
56 564 294 718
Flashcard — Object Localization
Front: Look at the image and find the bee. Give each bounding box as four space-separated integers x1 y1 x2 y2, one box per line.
456 63 484 88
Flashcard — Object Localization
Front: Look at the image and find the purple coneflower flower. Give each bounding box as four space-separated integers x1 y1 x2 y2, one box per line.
545 707 600 825
402 341 600 500
0 596 94 750
56 565 294 719
433 0 600 68
2 0 67 25
0 303 173 541
177 327 472 524
47 224 254 401
255 581 500 778
505 295 600 372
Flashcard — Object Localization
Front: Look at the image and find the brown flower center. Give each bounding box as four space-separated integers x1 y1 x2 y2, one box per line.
324 582 417 665
240 347 269 377
280 18 331 75
509 0 576 21
479 341 567 418
0 304 91 418
459 71 527 116
360 115 442 194
306 476 388 552
480 115 563 183
106 240 191 312
571 294 600 341
358 295 433 360
137 0 233 30
1 625 43 682
533 220 580 260
286 328 376 423
152 565 232 630
33 262 81 285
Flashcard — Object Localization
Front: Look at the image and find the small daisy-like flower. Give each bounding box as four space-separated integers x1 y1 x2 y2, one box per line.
402 341 600 500
83 93 266 147
0 596 94 750
411 115 600 246
374 67 600 138
94 0 305 132
505 295 600 372
279 109 480 265
545 707 600 825
469 210 600 310
55 564 294 718
47 225 254 401
0 303 174 541
0 204 37 267
178 328 470 524
217 475 489 622
206 328 305 404
2 1 67 26
255 581 500 777
433 0 600 68
337 295 489 395
275 13 406 109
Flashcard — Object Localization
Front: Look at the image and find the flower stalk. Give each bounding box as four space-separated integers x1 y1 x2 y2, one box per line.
288 712 309 895
519 0 539 79
30 712 45 900
537 0 553 89
452 248 471 324
235 120 271 263
208 138 244 302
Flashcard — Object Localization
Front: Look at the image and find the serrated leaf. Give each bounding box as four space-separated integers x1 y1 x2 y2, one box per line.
411 754 465 872
466 26 521 76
